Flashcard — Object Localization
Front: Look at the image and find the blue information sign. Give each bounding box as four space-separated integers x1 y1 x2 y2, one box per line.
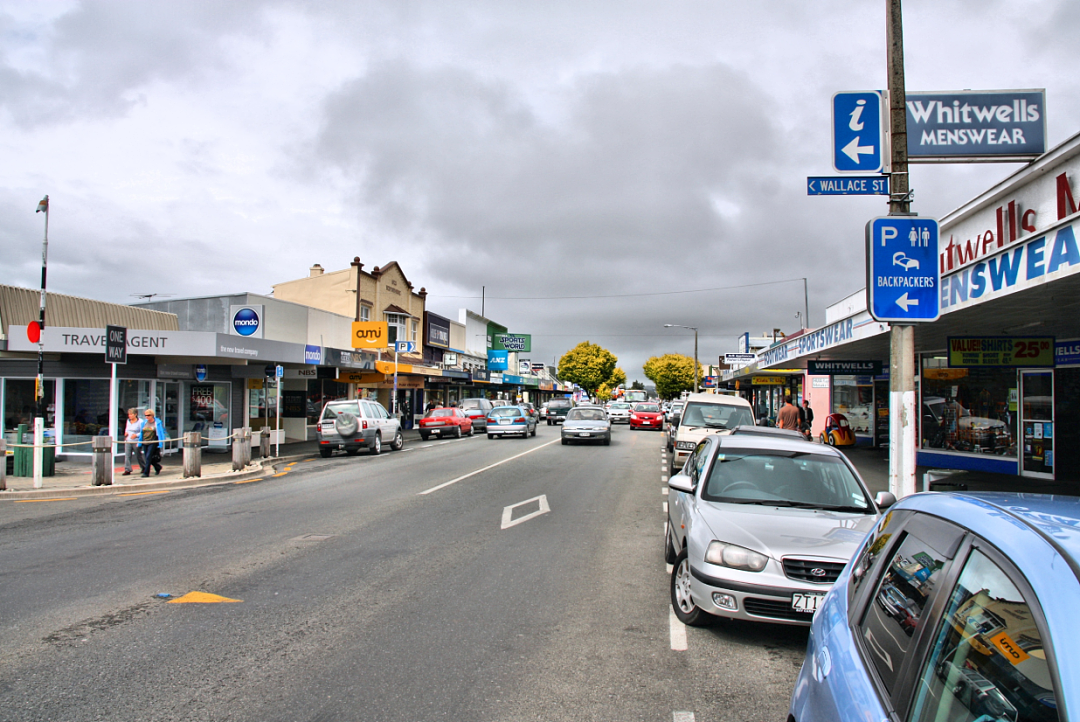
833 91 885 173
866 217 940 323
807 176 889 196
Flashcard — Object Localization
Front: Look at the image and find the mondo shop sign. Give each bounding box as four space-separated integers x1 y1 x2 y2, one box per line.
230 305 264 338
351 321 388 350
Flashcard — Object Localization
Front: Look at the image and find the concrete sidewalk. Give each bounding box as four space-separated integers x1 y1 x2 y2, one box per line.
0 431 426 501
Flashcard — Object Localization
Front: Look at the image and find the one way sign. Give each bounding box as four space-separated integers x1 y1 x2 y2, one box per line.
833 91 885 173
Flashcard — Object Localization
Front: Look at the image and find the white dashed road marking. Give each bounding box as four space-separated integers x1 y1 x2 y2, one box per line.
418 439 560 495
673 712 696 722
663 501 668 513
661 486 668 495
669 607 688 651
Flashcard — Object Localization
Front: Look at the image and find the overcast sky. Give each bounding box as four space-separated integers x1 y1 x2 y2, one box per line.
2 0 1077 383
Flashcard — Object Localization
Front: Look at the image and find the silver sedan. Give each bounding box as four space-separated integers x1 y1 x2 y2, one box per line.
560 406 611 445
666 434 894 626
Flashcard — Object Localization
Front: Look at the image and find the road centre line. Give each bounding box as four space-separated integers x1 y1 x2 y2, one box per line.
418 439 560 495
663 502 668 513
661 486 668 495
669 607 688 651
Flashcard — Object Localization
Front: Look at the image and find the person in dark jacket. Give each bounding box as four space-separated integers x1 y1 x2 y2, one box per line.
138 409 167 477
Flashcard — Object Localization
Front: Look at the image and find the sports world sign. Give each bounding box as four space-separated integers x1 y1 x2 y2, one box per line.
906 90 1045 162
495 333 531 352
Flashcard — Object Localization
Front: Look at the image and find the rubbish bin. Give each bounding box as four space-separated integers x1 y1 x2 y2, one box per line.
12 424 56 477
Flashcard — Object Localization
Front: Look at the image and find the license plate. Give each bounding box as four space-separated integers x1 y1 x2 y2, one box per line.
792 593 825 613
499 418 511 425
578 432 592 437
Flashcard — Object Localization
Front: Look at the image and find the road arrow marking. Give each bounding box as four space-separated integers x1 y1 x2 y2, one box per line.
842 136 875 163
896 292 919 312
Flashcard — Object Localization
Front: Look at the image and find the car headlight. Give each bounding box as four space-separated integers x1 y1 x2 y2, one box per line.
704 542 769 572
676 440 696 451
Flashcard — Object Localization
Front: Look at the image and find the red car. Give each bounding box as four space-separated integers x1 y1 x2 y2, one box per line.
629 402 664 431
418 408 473 440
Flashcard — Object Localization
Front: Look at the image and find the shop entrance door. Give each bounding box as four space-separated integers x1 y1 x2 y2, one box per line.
1020 370 1054 478
162 381 180 454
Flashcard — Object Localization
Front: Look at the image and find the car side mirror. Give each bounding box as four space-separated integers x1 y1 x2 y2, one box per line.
875 491 897 509
668 473 694 494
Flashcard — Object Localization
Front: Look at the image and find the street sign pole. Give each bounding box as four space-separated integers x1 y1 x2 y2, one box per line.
887 0 916 500
275 364 283 457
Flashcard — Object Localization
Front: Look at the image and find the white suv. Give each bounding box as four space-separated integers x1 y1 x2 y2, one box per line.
669 393 756 474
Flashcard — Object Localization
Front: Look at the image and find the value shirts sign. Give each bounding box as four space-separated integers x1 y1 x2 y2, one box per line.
948 337 1054 367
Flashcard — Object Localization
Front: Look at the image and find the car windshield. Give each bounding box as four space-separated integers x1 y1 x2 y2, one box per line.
701 450 873 512
680 402 753 429
634 403 660 413
490 407 522 417
321 402 357 420
425 409 454 418
459 400 484 410
548 400 572 408
611 403 630 410
568 408 606 421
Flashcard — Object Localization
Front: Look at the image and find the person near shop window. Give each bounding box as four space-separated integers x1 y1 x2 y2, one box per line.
777 396 800 430
122 408 144 476
800 398 814 437
139 409 167 477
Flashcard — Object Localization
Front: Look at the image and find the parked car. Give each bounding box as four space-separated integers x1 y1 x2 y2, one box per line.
486 405 537 438
665 400 685 423
561 405 611 445
417 407 473 440
728 424 804 441
788 491 1078 722
670 392 756 474
316 399 404 458
820 412 856 446
545 398 574 425
458 397 494 431
607 402 633 424
666 433 891 627
629 402 664 431
521 402 540 421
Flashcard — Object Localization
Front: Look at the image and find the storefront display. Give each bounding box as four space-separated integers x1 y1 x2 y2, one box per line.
920 358 1016 456
833 376 873 435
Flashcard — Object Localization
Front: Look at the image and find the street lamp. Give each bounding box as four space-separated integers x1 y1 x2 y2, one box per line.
664 324 699 393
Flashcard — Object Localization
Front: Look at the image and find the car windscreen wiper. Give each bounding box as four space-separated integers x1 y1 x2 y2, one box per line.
811 504 874 514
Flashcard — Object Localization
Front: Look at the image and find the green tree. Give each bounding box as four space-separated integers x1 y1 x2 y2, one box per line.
558 342 618 397
643 354 702 400
630 380 644 390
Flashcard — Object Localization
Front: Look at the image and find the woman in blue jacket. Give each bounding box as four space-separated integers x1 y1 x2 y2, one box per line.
138 409 167 477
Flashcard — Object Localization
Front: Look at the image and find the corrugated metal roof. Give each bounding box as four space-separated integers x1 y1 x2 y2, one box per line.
0 284 179 338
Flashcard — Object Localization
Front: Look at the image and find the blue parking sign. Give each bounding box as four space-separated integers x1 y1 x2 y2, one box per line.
834 91 885 173
866 217 940 323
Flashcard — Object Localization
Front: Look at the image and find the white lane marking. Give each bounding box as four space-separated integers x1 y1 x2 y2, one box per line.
673 712 695 722
661 486 668 495
501 494 551 529
661 464 667 470
437 440 453 445
418 439 560 495
663 502 668 513
669 607 688 651
400 447 414 452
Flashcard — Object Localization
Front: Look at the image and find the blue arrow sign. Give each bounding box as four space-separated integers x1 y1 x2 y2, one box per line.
807 176 889 196
866 217 940 323
834 91 885 173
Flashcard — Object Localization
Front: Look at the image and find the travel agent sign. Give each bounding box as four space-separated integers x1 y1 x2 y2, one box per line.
866 217 940 323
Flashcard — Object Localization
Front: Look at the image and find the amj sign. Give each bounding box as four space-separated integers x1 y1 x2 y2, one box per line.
352 322 389 350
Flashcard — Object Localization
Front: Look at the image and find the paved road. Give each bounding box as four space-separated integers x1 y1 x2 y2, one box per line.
0 424 808 722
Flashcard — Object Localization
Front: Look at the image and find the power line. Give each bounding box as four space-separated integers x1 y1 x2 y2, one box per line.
426 277 807 301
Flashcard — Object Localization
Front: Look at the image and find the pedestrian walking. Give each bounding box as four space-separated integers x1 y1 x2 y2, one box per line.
801 399 815 434
776 396 800 430
122 408 144 475
139 409 167 477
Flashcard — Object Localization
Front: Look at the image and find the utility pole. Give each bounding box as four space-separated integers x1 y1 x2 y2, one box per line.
887 0 917 498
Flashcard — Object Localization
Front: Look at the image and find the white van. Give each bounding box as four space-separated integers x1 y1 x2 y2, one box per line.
669 392 756 474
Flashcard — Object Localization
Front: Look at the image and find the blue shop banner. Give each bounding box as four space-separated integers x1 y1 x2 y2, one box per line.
1055 340 1080 366
486 350 508 371
907 90 1045 161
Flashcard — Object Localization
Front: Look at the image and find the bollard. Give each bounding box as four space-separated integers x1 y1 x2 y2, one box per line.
183 431 202 478
259 426 270 460
0 439 6 491
92 436 114 486
232 428 246 471
241 427 253 466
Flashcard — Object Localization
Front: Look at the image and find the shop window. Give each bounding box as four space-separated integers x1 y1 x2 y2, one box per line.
921 357 1017 456
186 383 229 432
833 375 873 434
385 313 407 345
63 379 111 446
3 379 56 434
410 319 418 342
359 305 371 322
306 379 349 424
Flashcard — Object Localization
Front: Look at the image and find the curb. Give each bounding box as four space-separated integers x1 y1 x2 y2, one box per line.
0 452 319 501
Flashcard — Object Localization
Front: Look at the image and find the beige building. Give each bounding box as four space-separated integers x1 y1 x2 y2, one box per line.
273 258 428 353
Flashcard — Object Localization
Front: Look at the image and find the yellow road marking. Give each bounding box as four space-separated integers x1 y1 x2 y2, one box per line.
235 478 262 484
302 457 316 462
286 462 297 467
15 497 78 503
272 471 289 477
118 490 171 497
168 591 242 604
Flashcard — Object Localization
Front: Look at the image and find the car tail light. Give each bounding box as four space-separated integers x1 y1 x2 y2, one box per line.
515 417 525 423
362 420 368 429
